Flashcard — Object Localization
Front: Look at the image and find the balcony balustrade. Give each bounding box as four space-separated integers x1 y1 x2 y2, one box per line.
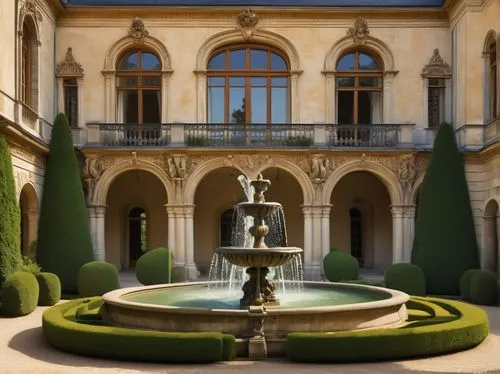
84 122 415 149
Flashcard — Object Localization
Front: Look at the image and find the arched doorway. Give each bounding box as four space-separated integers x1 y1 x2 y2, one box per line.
220 208 234 247
106 170 168 268
483 199 499 274
19 184 39 257
331 171 391 270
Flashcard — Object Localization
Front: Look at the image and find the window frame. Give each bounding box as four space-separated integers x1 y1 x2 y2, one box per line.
489 40 498 121
206 45 291 125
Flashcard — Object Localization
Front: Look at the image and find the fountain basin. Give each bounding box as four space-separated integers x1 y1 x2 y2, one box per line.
102 281 409 340
214 247 302 268
237 202 282 218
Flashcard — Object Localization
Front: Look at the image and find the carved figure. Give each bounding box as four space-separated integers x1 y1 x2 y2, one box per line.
310 155 330 181
56 47 84 76
348 17 369 44
397 154 417 189
166 156 186 179
128 17 149 41
82 157 104 200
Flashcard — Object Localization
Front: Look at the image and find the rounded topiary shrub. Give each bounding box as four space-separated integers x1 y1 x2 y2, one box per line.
459 269 483 301
36 272 61 306
322 250 359 282
1 271 39 316
384 263 426 296
77 261 120 297
136 247 173 285
470 270 499 306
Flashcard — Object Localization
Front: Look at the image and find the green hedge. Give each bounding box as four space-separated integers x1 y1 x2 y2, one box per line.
322 251 359 282
77 262 120 297
285 297 488 362
459 269 483 301
36 272 61 306
470 271 498 306
384 263 426 296
136 247 173 285
1 271 39 316
42 298 235 362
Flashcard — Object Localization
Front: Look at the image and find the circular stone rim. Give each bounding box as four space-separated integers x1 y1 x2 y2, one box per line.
214 246 303 255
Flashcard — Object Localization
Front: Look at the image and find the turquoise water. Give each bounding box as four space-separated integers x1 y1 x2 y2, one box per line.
122 283 389 309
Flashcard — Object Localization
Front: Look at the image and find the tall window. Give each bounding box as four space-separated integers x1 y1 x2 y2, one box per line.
489 39 497 121
349 208 363 266
207 46 290 124
129 207 147 266
336 51 383 124
428 78 445 128
116 50 161 124
21 24 32 106
63 78 78 127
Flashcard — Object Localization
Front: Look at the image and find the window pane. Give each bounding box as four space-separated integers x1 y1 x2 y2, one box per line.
271 53 287 70
117 76 138 88
251 86 267 123
336 91 354 124
271 77 288 87
428 86 445 128
358 91 382 124
359 53 380 70
251 77 266 87
142 76 161 87
251 49 267 69
271 87 288 123
229 49 246 69
118 52 138 70
208 77 225 86
142 90 160 123
230 77 245 86
64 84 78 127
336 53 355 71
229 87 246 123
359 77 382 88
117 90 138 123
208 86 225 123
141 52 161 70
336 77 355 88
208 51 225 69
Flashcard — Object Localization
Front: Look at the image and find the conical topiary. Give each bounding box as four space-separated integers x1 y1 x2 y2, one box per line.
36 113 94 293
411 122 479 295
0 134 22 285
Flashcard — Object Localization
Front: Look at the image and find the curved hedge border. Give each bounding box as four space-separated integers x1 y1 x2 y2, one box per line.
286 297 488 362
42 298 235 362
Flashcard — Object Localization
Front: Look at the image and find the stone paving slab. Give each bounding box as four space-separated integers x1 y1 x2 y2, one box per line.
1 304 500 373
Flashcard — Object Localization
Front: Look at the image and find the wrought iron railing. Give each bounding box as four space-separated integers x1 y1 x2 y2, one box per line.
184 123 314 147
326 124 400 147
99 124 171 146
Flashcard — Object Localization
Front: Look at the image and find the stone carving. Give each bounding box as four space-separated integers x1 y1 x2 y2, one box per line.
82 157 104 201
128 17 149 41
310 154 330 182
347 17 369 44
20 0 42 23
15 169 31 194
396 154 418 190
8 144 44 168
421 49 451 78
56 47 84 77
223 154 273 174
237 9 259 40
165 155 187 179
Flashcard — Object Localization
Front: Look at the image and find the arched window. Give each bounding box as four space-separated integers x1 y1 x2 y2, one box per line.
128 207 147 266
116 50 161 124
336 51 383 125
21 21 38 109
488 38 497 121
207 46 290 124
349 208 363 266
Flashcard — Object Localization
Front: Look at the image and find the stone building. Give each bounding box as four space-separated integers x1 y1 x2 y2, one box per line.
0 0 498 280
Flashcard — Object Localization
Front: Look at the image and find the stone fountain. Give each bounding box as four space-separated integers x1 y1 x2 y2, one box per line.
214 174 303 312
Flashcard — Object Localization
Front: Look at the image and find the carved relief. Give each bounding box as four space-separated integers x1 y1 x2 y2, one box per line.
347 17 369 44
165 155 187 180
421 49 451 78
8 144 44 168
128 17 149 41
224 154 273 174
82 157 105 201
237 9 259 40
56 47 84 77
19 0 42 23
15 169 31 195
310 154 330 182
395 154 418 191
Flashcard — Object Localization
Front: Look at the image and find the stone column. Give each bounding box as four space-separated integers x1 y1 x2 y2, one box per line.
311 205 323 279
166 204 188 281
165 204 176 251
88 204 107 261
184 204 198 280
321 205 332 263
402 205 416 262
302 205 313 280
391 206 404 263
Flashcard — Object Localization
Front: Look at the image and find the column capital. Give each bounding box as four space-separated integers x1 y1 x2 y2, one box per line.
88 204 107 215
165 203 195 217
390 204 414 216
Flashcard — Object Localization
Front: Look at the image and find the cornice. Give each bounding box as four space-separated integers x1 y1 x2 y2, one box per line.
446 0 489 27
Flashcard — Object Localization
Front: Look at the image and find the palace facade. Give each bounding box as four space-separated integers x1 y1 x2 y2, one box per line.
0 0 499 280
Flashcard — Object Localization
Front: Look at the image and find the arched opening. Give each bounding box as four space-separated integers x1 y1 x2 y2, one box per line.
330 171 391 270
19 184 39 258
483 199 499 274
207 45 290 125
194 167 244 275
220 208 235 247
106 170 168 269
128 207 148 267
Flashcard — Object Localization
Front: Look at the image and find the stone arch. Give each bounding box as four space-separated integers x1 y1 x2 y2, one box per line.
483 198 500 273
409 172 426 205
196 28 301 71
19 182 39 256
18 8 41 45
257 159 314 205
483 29 497 54
322 160 403 206
19 182 39 210
324 34 396 72
184 157 246 204
194 28 302 122
94 160 173 206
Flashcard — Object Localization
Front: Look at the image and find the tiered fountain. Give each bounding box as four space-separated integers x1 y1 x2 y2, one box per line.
103 174 409 360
